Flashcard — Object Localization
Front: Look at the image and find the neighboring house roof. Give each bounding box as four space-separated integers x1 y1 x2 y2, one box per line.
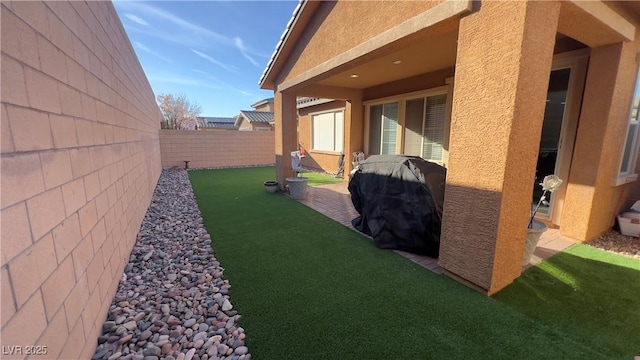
296 97 335 109
210 122 237 129
251 97 274 109
197 117 237 129
235 111 275 127
259 0 311 89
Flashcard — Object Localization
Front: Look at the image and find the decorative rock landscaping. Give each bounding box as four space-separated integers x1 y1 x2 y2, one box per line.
93 169 250 360
588 231 640 260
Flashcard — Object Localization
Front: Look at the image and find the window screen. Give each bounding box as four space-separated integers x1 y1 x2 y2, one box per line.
368 105 382 155
404 98 424 156
423 94 446 161
312 111 343 152
382 103 398 155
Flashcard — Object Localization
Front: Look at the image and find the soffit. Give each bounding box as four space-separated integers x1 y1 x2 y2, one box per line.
316 30 458 90
558 1 636 48
605 1 640 27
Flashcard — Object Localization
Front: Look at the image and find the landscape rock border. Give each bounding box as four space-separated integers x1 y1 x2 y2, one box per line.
587 231 640 260
93 169 250 360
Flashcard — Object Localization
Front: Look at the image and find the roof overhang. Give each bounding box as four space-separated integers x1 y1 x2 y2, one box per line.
250 97 274 108
261 0 472 93
259 0 320 90
558 0 635 48
233 114 243 128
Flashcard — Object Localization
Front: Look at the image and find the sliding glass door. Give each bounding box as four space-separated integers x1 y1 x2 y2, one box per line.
366 87 449 163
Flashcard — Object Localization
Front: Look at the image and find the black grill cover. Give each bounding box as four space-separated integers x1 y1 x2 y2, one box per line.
348 155 446 257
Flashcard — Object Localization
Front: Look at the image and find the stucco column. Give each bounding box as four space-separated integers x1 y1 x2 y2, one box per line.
561 40 640 240
439 1 561 295
274 90 297 189
343 95 363 178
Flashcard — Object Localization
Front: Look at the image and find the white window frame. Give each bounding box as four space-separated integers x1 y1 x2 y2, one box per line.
613 68 640 186
310 109 345 154
363 85 452 166
365 102 401 156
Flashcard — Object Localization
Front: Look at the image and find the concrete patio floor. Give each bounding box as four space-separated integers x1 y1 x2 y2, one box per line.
297 181 575 275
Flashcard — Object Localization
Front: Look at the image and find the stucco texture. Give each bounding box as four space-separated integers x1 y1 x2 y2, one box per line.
274 91 298 188
562 34 640 240
439 0 561 294
280 1 444 84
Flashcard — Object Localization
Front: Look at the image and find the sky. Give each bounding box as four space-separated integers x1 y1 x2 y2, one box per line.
113 1 299 117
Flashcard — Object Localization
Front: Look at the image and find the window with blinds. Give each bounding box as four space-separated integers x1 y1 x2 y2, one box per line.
312 111 344 152
369 102 398 155
619 70 640 177
403 94 446 162
620 94 639 175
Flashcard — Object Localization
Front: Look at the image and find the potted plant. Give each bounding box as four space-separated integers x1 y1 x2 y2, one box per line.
264 180 279 193
523 175 563 266
285 151 309 199
285 168 309 200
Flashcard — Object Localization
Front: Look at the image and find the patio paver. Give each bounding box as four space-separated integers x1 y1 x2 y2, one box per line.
298 181 575 275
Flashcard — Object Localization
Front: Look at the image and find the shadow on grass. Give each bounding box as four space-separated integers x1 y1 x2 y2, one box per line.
494 244 640 359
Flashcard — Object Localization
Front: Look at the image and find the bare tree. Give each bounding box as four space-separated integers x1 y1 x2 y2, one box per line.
157 93 202 130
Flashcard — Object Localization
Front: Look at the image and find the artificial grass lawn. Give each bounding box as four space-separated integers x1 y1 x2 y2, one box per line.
299 170 343 187
189 167 640 360
494 244 640 358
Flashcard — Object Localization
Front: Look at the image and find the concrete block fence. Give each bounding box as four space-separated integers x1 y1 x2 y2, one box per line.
159 130 275 169
1 1 162 358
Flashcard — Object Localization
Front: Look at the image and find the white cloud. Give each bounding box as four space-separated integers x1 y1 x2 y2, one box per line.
134 42 173 63
124 13 149 26
192 69 254 97
234 37 260 67
190 49 237 73
147 73 222 90
117 2 267 68
117 2 231 47
192 69 223 83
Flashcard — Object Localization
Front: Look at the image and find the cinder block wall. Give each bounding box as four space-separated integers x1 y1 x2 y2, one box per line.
159 130 275 168
1 1 161 358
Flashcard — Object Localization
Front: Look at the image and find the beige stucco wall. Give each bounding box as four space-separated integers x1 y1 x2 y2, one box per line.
0 2 161 358
298 101 346 174
237 117 253 131
238 118 253 131
237 118 272 132
253 100 274 112
439 0 561 294
562 34 640 240
278 1 444 84
159 130 275 169
254 123 273 131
